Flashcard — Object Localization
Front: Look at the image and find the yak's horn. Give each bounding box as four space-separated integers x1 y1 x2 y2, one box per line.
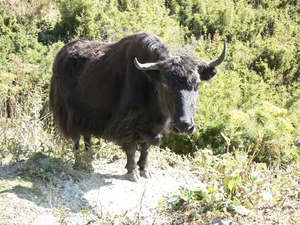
134 58 160 70
207 40 227 67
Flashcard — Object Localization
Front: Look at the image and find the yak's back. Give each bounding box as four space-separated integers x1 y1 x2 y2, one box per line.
50 32 171 141
54 40 109 77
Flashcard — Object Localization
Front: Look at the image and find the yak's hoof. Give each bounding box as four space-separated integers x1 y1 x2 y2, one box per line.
140 170 151 179
128 170 141 182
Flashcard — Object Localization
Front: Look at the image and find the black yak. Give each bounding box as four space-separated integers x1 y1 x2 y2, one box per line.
50 32 226 182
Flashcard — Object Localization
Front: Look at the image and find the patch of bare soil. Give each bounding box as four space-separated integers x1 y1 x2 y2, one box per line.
0 150 203 225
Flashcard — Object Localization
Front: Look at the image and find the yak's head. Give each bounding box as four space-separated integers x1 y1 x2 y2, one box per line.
134 40 227 135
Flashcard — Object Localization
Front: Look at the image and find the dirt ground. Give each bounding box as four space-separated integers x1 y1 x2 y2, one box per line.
0 150 206 225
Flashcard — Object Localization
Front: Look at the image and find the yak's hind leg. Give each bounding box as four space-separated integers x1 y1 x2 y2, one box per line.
83 135 92 151
73 134 93 172
73 135 81 168
83 134 93 170
138 142 151 179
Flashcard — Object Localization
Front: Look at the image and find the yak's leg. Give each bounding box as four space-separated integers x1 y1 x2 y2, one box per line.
73 135 91 151
73 135 94 172
73 136 81 161
138 142 151 179
84 135 92 151
82 134 93 171
73 136 82 169
123 142 139 182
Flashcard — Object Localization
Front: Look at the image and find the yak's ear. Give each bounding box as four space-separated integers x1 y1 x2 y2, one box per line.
199 66 218 81
198 39 226 81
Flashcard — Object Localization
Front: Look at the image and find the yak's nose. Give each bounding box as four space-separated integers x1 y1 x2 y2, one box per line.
171 121 195 134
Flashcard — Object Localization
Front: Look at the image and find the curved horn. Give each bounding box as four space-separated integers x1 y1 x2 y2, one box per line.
134 57 160 71
208 40 227 67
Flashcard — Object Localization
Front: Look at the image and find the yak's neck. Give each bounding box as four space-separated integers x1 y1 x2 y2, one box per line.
145 86 171 127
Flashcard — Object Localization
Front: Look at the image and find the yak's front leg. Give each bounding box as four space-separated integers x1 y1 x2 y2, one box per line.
138 142 151 179
123 142 140 182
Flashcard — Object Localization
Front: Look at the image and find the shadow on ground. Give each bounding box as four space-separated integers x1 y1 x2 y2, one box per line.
0 152 127 213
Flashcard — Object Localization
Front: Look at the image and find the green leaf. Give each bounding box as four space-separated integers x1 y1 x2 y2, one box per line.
80 209 90 215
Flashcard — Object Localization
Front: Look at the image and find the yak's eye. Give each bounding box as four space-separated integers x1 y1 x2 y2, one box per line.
175 77 185 85
180 77 186 83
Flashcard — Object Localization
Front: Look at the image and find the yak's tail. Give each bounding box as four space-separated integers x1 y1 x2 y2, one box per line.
49 73 79 141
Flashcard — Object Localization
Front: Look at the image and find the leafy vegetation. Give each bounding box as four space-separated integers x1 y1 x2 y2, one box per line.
160 149 300 224
1 0 300 223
